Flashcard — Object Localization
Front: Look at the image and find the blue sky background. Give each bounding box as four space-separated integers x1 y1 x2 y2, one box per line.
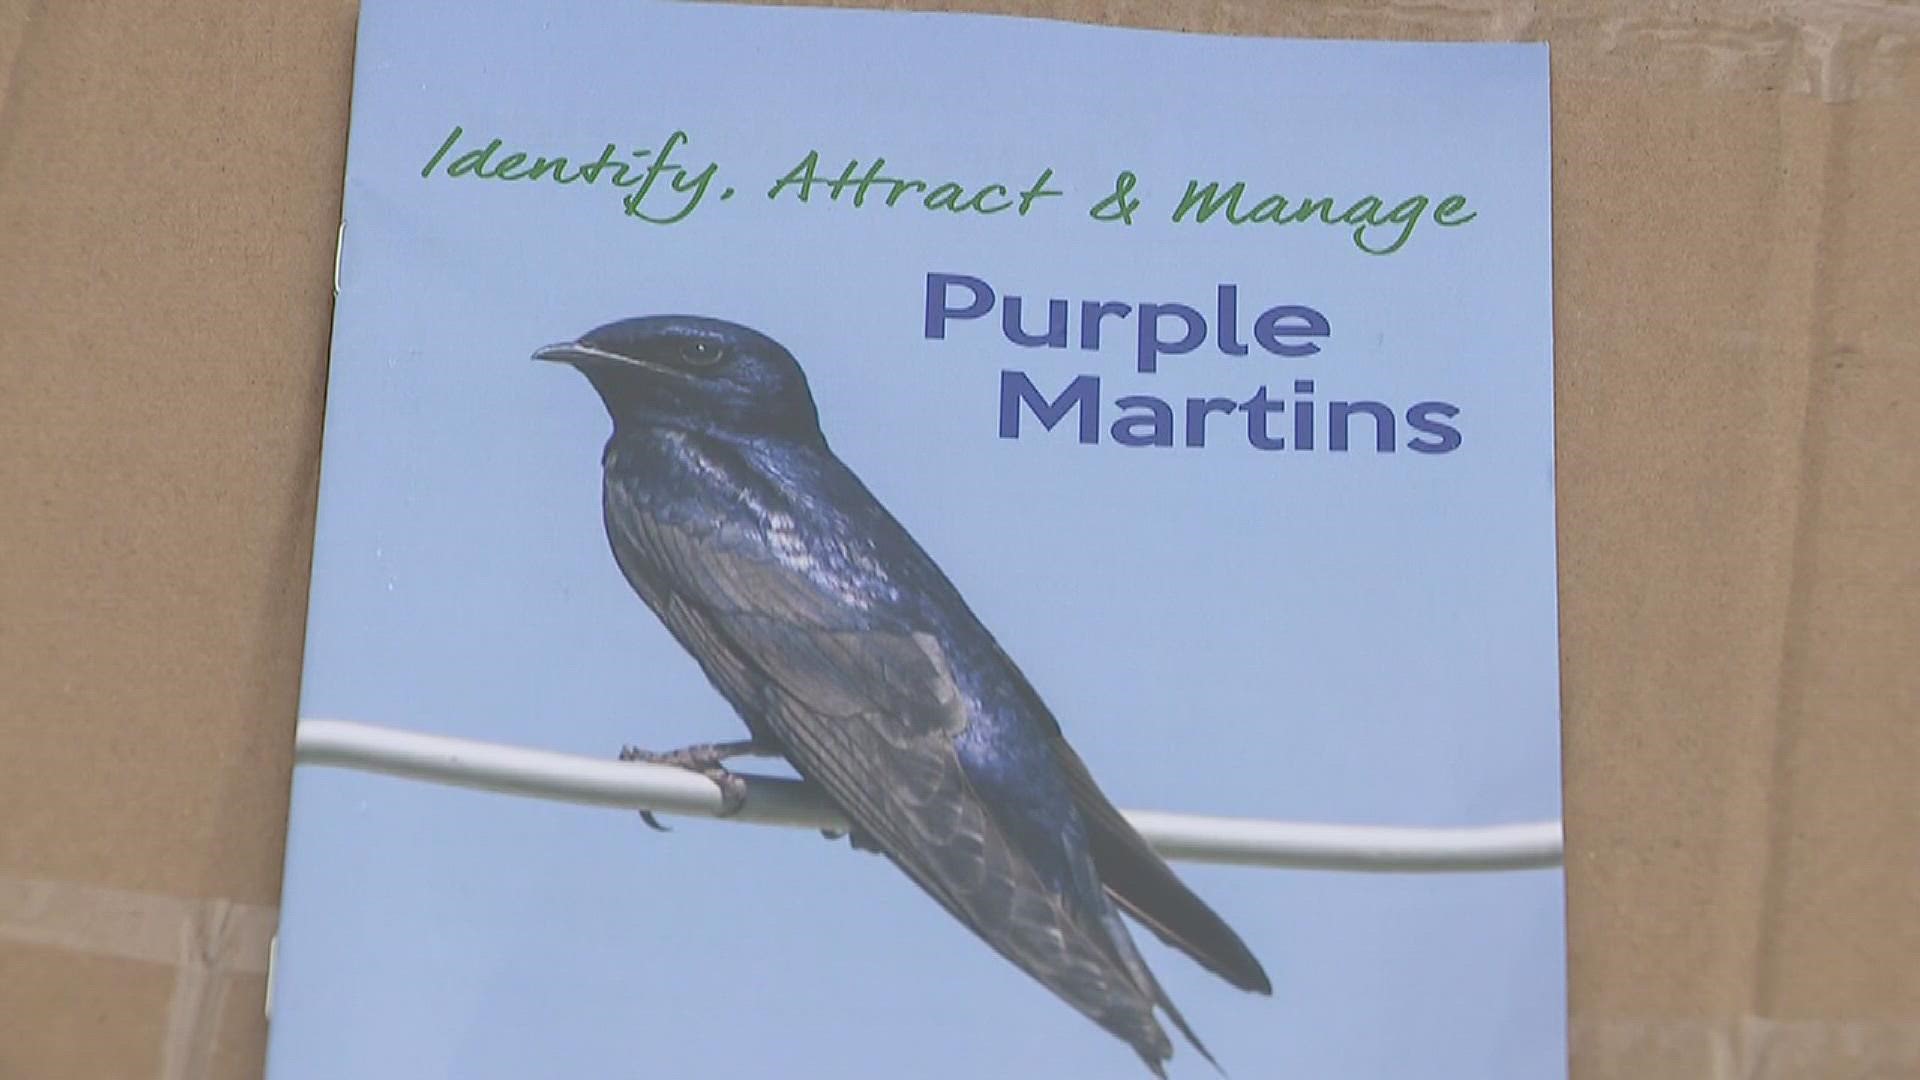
266 3 1560 1077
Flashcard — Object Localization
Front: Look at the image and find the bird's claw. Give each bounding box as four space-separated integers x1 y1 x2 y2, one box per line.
620 744 750 828
707 766 749 818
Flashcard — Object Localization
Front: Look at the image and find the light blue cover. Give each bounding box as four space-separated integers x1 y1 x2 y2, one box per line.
268 3 1561 1077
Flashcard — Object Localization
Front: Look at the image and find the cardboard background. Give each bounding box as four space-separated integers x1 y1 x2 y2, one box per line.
1 2 1914 1077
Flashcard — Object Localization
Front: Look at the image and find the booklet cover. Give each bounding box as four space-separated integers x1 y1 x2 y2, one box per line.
269 3 1560 1077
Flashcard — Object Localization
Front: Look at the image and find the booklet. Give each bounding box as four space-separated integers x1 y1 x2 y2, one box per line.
269 2 1561 1077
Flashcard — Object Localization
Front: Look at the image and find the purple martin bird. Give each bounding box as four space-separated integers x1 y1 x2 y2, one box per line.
536 315 1270 1074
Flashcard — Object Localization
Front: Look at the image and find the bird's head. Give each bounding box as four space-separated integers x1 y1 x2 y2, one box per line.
535 315 824 444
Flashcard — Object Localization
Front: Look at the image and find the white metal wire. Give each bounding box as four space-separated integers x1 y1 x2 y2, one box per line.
294 719 1563 873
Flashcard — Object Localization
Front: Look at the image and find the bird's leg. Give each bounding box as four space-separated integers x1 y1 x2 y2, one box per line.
620 739 770 771
618 739 774 830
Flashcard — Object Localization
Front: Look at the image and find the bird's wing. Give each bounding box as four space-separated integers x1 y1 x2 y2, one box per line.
1051 738 1273 994
604 494 1178 1070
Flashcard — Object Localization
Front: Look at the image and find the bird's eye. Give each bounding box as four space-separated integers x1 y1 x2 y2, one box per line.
678 339 724 367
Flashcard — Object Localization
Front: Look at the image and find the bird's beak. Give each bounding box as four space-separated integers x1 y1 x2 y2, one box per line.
533 341 592 364
533 340 677 375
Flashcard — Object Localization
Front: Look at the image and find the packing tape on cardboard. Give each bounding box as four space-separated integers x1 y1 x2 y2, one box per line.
1158 0 1920 101
1553 0 1920 102
1574 1018 1920 1078
0 874 277 1080
5 873 1917 1077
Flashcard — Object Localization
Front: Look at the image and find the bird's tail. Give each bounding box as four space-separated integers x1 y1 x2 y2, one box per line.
1145 960 1225 1076
1051 739 1273 995
1094 901 1225 1077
